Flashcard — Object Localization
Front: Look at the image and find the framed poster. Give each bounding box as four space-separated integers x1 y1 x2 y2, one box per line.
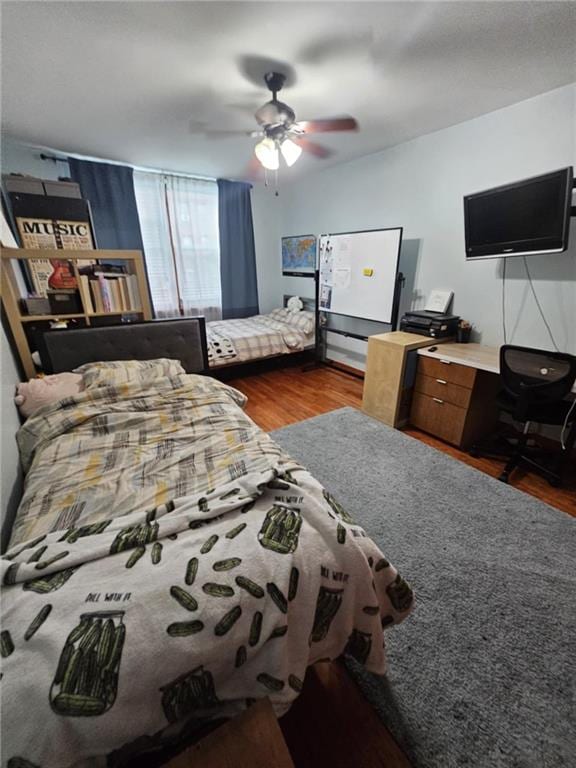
16 217 94 250
9 193 97 295
12 193 96 250
281 234 316 277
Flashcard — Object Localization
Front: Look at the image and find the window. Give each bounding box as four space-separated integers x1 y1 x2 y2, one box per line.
134 171 221 320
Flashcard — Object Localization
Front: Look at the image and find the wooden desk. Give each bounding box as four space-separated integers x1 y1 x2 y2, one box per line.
413 343 576 448
411 345 500 448
364 338 576 449
362 332 444 427
417 343 576 393
417 343 499 374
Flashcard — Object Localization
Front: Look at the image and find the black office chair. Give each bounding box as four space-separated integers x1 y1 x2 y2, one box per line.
471 345 576 487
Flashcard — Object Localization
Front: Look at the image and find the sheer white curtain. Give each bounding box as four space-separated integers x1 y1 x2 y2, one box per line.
134 171 221 320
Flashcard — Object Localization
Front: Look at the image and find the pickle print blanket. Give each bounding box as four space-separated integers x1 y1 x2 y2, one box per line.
1 375 414 768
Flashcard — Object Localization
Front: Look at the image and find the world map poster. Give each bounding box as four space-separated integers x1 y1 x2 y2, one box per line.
282 234 317 276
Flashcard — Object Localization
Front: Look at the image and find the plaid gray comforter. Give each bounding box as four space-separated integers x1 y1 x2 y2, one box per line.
1 375 413 768
207 311 314 367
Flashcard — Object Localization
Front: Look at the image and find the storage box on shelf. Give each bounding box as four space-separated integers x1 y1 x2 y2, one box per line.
1 248 153 378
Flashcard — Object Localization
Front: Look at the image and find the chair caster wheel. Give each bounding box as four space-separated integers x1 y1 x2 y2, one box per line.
548 478 561 488
498 472 509 483
469 447 479 458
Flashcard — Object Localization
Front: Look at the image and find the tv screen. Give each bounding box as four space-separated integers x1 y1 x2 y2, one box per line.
464 167 573 259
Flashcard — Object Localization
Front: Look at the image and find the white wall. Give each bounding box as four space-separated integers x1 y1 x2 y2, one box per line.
1 326 23 550
251 184 283 314
1 137 283 316
272 83 576 368
5 85 576 361
1 136 68 179
0 141 285 542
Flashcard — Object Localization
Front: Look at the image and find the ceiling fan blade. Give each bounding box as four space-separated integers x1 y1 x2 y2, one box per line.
295 117 359 133
293 137 334 159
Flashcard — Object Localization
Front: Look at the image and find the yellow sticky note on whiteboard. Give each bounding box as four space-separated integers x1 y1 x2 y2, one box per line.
363 268 374 277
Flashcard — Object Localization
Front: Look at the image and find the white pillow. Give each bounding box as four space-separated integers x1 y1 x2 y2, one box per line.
15 373 83 419
76 359 185 388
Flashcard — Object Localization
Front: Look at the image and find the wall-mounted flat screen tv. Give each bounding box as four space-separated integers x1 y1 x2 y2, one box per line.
464 167 573 259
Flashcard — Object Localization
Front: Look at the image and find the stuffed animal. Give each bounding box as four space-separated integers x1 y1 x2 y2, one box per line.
286 295 303 313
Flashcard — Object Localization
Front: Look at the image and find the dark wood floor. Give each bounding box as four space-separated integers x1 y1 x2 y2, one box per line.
227 363 575 767
229 364 576 518
280 661 411 768
229 364 365 432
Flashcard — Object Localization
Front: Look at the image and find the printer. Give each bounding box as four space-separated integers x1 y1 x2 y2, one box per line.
400 310 460 339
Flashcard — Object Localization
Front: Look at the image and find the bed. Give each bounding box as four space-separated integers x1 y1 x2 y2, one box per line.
206 297 316 369
1 329 413 768
40 300 316 376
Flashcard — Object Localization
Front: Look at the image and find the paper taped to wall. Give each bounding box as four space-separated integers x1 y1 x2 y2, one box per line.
334 268 351 289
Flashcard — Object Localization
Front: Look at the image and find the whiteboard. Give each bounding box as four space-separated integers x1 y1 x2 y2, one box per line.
318 228 402 323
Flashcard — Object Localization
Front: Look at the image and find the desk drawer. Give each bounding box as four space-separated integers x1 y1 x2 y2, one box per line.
410 391 467 446
418 356 476 388
415 372 473 409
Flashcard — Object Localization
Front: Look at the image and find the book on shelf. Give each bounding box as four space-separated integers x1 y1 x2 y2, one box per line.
109 279 119 312
98 275 112 312
126 274 140 311
89 278 103 313
118 277 131 312
28 259 54 296
87 274 141 314
78 275 94 314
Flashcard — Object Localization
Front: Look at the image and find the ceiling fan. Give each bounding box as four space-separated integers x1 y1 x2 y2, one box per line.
248 71 358 173
192 70 359 176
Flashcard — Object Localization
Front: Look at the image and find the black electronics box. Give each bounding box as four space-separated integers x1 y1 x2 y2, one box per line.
400 310 460 338
47 289 82 315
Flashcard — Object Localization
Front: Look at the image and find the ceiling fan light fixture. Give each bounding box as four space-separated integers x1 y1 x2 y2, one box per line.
254 137 279 170
280 138 302 167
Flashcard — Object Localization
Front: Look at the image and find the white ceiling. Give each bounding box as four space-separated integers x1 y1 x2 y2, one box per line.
2 2 575 181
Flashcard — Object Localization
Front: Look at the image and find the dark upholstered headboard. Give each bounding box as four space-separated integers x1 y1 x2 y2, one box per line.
41 318 208 374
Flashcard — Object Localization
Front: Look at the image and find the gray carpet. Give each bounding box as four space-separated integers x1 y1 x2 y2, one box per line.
271 407 576 768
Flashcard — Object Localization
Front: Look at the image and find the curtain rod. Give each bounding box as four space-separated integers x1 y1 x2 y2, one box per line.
40 153 69 164
38 149 216 182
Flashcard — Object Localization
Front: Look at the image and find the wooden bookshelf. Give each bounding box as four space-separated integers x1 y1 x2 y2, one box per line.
1 248 153 378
